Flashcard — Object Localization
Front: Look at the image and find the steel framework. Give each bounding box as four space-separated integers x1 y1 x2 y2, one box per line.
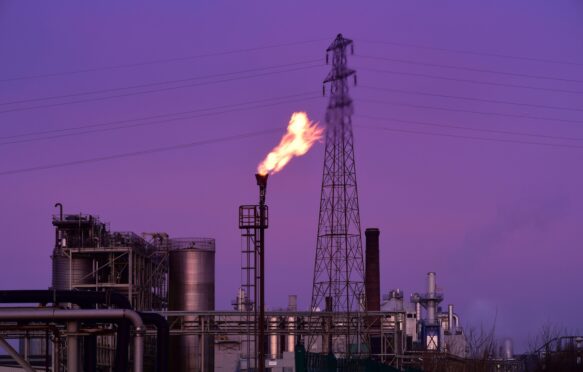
310 33 366 355
0 310 407 371
49 214 168 371
239 198 269 371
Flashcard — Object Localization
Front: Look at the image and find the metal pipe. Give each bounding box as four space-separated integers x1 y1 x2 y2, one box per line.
287 316 295 353
0 290 131 372
448 304 454 333
0 336 36 372
115 319 130 372
0 308 145 372
269 316 278 359
255 173 268 372
287 295 296 352
0 290 169 372
139 312 169 372
67 321 79 372
0 290 132 309
54 203 63 221
84 334 97 372
45 329 50 372
23 332 29 361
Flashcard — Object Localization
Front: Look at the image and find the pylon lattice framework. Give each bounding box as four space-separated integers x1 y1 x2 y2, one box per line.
310 34 366 354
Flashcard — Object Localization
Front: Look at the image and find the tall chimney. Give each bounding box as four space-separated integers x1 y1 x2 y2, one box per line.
365 228 380 312
427 272 437 325
365 228 381 355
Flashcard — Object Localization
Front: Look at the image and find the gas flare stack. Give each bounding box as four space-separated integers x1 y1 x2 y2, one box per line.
242 91 322 370
239 174 269 372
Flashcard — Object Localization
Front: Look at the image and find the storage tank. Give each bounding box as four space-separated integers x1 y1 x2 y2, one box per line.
502 338 513 360
168 238 215 372
51 249 93 290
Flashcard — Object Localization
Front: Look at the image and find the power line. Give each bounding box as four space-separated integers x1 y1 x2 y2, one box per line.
0 94 321 146
0 129 281 176
0 59 321 107
358 39 583 68
355 113 583 142
359 85 583 113
3 116 577 177
1 91 318 140
359 98 583 125
355 124 583 150
0 38 328 83
358 66 583 96
355 54 583 84
0 64 323 115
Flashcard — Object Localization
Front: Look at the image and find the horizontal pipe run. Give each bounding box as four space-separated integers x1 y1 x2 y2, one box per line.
0 290 168 372
0 290 131 309
0 308 144 372
156 310 399 316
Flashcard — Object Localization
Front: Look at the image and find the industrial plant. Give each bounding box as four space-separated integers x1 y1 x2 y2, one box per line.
0 34 580 372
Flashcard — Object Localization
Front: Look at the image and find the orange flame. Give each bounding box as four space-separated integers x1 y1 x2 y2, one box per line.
257 112 323 175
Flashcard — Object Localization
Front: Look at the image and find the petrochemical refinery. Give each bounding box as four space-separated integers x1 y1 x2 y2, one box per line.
0 33 580 372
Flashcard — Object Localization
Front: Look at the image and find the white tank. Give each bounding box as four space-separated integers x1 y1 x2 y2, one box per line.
502 338 513 360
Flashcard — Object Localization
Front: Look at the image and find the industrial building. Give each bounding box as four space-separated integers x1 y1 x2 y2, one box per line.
0 208 480 372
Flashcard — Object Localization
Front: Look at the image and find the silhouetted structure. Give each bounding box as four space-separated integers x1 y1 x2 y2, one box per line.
310 34 366 355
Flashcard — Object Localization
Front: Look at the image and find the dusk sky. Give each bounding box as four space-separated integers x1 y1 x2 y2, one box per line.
1 1 583 352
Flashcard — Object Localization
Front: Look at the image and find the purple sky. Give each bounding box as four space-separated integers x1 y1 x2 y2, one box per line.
1 1 583 352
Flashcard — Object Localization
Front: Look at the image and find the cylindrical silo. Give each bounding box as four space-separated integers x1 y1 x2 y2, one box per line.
51 249 93 290
168 238 215 372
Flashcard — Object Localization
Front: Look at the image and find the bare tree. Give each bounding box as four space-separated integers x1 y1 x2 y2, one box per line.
527 322 583 372
466 322 498 360
527 320 566 354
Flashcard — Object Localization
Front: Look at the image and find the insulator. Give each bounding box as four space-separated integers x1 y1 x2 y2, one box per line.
322 85 326 96
325 53 329 64
351 44 354 55
354 74 357 86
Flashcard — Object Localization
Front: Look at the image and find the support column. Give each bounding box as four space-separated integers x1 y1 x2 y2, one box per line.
67 321 79 372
